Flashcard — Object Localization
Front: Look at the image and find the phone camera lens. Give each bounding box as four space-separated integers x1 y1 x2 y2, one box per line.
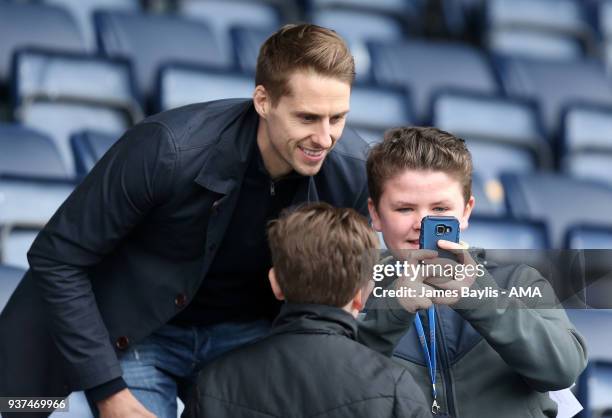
436 225 445 235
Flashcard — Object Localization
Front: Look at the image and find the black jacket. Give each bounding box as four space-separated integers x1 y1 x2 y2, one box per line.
183 304 431 418
0 100 370 405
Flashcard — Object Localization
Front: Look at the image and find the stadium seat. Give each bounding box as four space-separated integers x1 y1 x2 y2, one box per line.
501 173 612 248
469 141 537 182
487 29 583 60
462 216 550 249
0 2 85 84
577 360 612 418
302 0 424 28
43 0 142 51
176 0 281 66
600 0 612 40
347 85 414 135
495 56 612 136
471 173 506 216
432 91 550 170
0 224 40 269
0 123 69 179
71 130 120 176
157 64 254 111
565 225 612 249
561 104 612 186
369 40 499 122
486 0 588 36
0 177 74 226
0 263 24 312
230 26 271 74
95 11 227 101
311 9 405 79
18 101 131 176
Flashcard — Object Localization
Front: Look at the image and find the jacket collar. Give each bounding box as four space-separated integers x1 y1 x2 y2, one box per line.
194 101 259 195
270 303 357 340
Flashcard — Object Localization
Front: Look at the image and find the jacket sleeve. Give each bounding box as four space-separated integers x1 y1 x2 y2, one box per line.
453 264 588 391
27 122 177 390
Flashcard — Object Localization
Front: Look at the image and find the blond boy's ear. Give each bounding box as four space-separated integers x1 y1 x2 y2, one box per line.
368 198 382 232
268 268 285 301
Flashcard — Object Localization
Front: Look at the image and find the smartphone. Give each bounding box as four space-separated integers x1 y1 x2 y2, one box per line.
419 216 460 259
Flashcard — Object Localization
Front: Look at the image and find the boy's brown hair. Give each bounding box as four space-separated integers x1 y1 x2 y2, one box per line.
256 23 355 106
267 203 378 307
367 127 473 207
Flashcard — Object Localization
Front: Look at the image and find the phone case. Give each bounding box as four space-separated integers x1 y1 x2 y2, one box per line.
419 216 460 258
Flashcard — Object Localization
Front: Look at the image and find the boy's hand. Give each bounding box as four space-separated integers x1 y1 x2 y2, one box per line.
421 240 478 306
392 249 440 313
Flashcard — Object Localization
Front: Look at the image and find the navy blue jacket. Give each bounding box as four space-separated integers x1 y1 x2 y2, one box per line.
0 99 370 408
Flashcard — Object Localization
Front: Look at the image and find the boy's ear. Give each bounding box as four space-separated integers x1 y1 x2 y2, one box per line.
460 195 476 231
368 198 382 232
268 268 285 301
253 85 269 119
350 288 365 315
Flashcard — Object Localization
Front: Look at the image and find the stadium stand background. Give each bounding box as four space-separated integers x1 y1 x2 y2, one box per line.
0 0 611 416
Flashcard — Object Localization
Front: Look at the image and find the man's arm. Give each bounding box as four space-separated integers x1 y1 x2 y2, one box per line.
28 122 177 390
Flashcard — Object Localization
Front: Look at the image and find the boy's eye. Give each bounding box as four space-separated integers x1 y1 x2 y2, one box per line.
433 207 449 212
397 207 413 213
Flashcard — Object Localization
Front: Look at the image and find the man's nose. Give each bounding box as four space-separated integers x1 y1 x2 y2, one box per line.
312 120 332 149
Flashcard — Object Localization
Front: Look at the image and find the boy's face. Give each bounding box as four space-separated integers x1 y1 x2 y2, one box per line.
368 169 475 250
254 70 350 178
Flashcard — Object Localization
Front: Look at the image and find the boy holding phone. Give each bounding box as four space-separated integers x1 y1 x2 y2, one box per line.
183 203 431 418
366 127 587 417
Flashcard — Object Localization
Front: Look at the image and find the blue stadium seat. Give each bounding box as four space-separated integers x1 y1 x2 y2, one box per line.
17 101 131 176
0 224 40 269
311 9 404 79
348 85 413 134
487 29 583 60
565 225 612 249
432 91 550 170
12 49 142 122
462 216 550 249
495 56 612 136
157 64 254 111
471 173 506 216
95 11 227 100
49 391 94 418
577 360 612 418
0 177 74 225
561 104 612 186
0 123 69 179
468 141 537 182
369 40 499 122
0 263 24 312
176 0 281 66
566 309 612 360
71 130 120 176
43 0 142 51
230 26 271 74
501 173 612 247
486 0 588 36
0 2 85 84
303 0 424 26
600 0 612 40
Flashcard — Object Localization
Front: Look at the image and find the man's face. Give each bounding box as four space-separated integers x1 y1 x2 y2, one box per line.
368 169 475 250
255 70 351 178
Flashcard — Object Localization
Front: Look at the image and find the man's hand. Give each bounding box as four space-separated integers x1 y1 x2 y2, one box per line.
97 388 157 418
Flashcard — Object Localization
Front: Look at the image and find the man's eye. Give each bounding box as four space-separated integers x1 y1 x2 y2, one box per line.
302 115 316 123
330 116 344 124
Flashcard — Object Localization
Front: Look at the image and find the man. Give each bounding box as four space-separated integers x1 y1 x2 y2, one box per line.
183 203 431 418
366 127 587 417
0 24 407 418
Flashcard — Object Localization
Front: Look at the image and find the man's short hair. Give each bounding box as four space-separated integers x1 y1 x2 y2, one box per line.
367 127 473 207
267 203 378 307
256 23 355 106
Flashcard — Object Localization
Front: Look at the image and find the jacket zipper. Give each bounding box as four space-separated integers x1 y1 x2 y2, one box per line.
435 308 457 417
270 181 276 196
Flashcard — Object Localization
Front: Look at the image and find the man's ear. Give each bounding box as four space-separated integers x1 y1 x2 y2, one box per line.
368 198 382 232
460 195 476 231
268 268 285 301
253 85 269 119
